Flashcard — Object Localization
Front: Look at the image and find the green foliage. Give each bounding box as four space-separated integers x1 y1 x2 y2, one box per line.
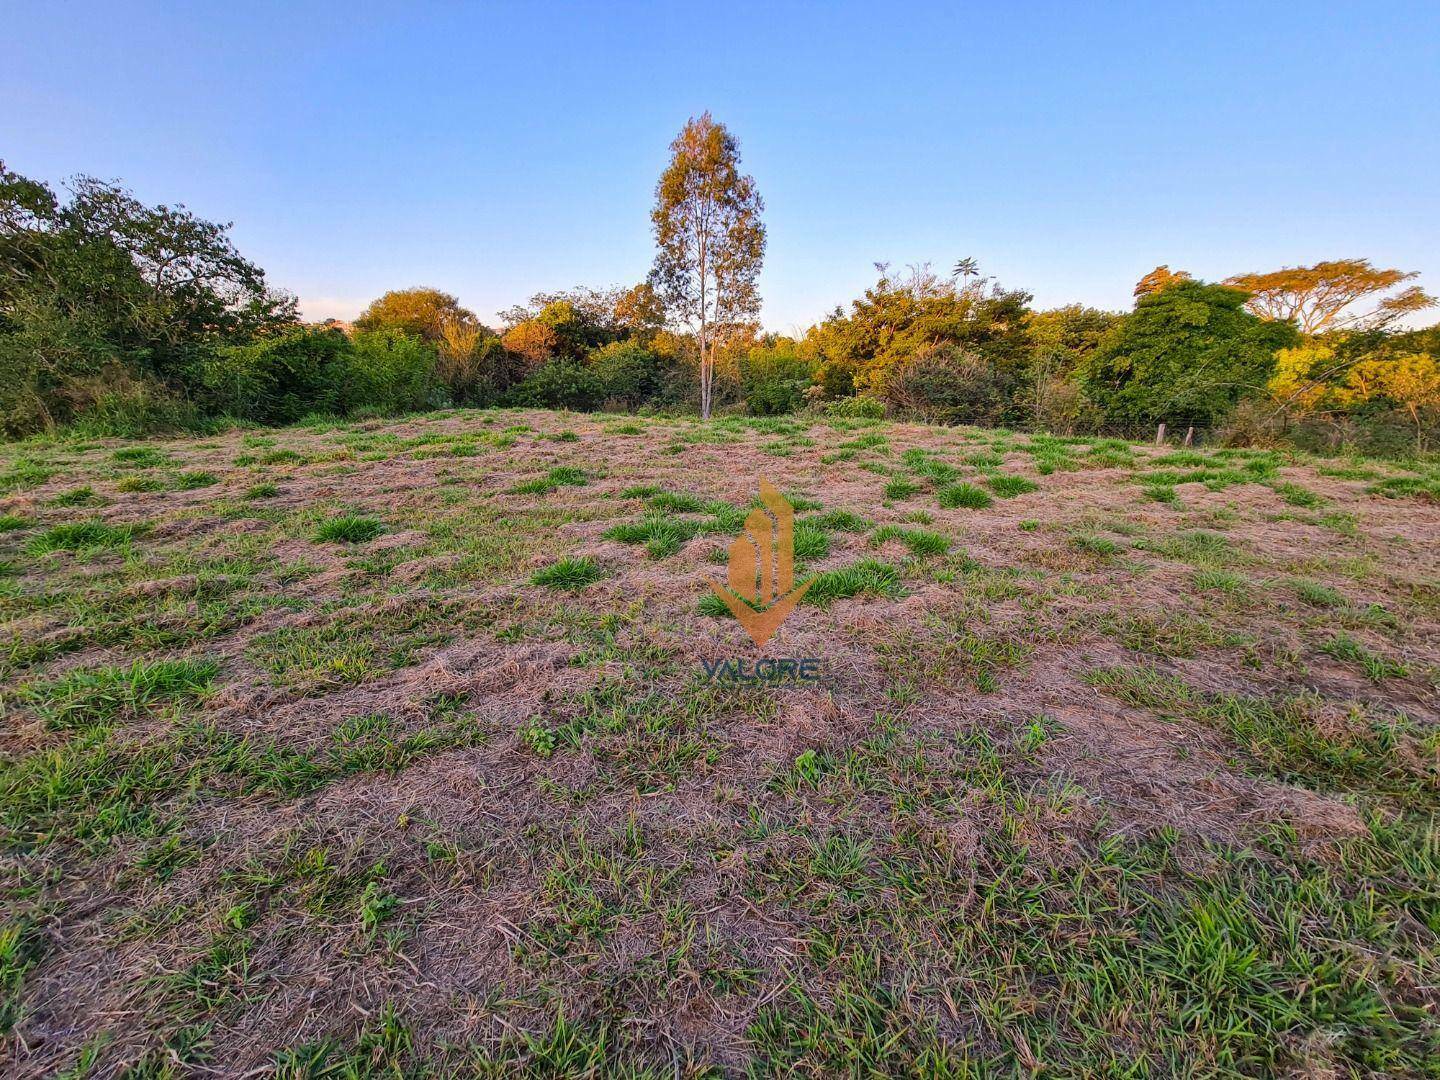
740 340 813 415
174 470 218 490
23 658 218 730
507 359 603 410
512 466 588 494
589 341 665 407
883 477 922 500
354 287 474 341
887 344 1014 422
985 473 1039 497
807 264 1032 406
803 559 903 605
0 164 294 436
824 395 885 419
202 328 349 424
603 514 700 558
521 720 557 758
344 330 445 415
1081 280 1298 422
870 524 951 555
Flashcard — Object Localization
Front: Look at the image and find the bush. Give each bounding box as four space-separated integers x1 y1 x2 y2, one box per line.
590 341 664 408
437 333 508 406
1029 375 1095 435
342 331 446 415
506 359 603 410
65 367 209 438
740 342 814 415
824 395 885 419
202 328 349 425
886 345 1012 423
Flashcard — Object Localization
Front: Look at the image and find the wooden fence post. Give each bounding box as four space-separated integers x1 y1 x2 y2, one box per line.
1184 426 1194 447
1155 423 1166 446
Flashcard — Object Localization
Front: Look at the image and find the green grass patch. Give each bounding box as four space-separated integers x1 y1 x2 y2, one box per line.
985 474 1039 497
936 483 992 510
29 520 142 554
803 559 903 605
604 514 700 558
513 466 588 494
314 515 384 544
870 524 951 556
531 556 605 590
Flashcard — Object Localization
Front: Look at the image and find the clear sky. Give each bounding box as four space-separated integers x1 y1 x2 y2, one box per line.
5 1 1438 334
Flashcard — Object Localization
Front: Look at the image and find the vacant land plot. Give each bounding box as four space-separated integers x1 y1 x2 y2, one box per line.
2 408 1438 1076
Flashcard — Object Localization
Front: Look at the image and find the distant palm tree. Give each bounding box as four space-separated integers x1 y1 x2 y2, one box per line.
952 257 979 281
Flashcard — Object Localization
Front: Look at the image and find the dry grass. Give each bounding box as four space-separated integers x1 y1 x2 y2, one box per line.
1 408 1438 1075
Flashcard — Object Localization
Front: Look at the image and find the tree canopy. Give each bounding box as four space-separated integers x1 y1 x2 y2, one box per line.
1225 259 1435 334
1081 280 1298 423
0 162 294 433
354 287 478 341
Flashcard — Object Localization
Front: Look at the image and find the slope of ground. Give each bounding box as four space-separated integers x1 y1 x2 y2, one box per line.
1 408 1438 1076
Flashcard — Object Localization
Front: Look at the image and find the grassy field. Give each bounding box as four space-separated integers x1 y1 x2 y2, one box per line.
1 407 1438 1077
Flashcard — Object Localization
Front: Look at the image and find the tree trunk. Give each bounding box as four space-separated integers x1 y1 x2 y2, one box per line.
699 329 711 419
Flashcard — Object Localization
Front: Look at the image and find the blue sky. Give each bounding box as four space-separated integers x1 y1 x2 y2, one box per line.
5 1 1437 333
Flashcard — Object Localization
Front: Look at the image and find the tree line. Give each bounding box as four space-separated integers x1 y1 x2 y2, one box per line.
2 114 1436 453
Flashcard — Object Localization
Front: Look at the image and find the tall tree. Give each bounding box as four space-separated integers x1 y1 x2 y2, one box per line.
1225 259 1435 334
651 114 765 419
1080 279 1297 423
1 163 294 433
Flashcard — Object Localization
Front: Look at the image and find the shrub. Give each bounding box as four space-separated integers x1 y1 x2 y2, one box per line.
825 395 885 419
507 359 603 410
314 515 384 544
740 342 814 415
886 345 1012 423
590 342 664 408
437 331 508 405
343 331 446 415
65 368 208 438
203 328 350 425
